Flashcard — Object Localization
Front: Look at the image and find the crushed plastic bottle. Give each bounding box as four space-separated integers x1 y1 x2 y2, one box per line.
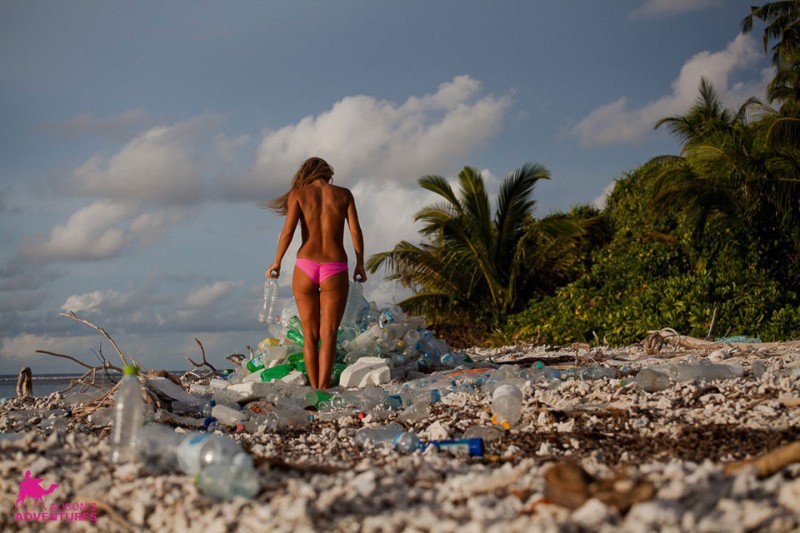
397 400 430 425
355 422 403 447
197 452 260 499
177 433 245 476
491 384 522 429
342 280 370 327
633 368 670 392
393 431 421 453
136 424 183 473
355 423 419 454
211 404 248 426
656 360 744 382
109 365 146 463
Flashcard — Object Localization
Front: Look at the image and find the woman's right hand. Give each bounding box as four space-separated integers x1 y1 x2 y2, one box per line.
267 262 281 278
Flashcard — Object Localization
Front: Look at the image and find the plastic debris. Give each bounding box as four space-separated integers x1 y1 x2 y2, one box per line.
109 365 145 463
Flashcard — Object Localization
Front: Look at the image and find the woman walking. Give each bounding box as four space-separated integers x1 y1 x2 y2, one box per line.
266 157 367 389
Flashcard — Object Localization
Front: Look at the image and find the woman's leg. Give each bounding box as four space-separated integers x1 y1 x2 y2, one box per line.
293 265 321 389
318 271 349 389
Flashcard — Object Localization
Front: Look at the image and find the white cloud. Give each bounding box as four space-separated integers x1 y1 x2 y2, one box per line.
629 0 723 20
70 114 222 205
17 200 182 264
183 281 242 309
592 182 616 210
62 289 123 313
19 201 133 262
572 34 767 146
39 107 151 139
225 75 512 200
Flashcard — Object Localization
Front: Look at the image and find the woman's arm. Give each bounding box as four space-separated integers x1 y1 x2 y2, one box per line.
346 190 367 282
267 190 301 278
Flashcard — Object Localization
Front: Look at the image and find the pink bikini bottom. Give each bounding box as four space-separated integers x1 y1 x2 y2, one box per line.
295 258 348 285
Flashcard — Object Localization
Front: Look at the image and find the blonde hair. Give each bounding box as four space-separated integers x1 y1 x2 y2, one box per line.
266 157 334 215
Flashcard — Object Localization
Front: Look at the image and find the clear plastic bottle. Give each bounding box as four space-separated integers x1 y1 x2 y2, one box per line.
136 424 183 473
177 433 244 476
354 422 403 447
211 404 248 426
393 431 421 453
109 365 146 463
633 368 670 392
197 452 260 499
491 384 523 429
397 399 430 424
258 278 280 327
354 423 419 454
342 280 369 326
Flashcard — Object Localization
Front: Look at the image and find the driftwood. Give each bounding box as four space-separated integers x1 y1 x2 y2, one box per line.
226 353 246 365
185 337 218 373
543 461 654 512
58 311 149 371
724 441 800 478
36 349 120 394
641 328 800 353
16 367 32 398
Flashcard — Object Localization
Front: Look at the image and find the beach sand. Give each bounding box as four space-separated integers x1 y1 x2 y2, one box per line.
2 342 800 531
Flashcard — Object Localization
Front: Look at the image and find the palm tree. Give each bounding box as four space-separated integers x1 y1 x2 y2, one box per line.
654 78 740 144
367 164 591 317
741 1 800 67
742 1 800 115
649 78 800 286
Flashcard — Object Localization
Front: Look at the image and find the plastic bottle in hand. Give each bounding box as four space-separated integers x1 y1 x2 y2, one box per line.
491 384 523 429
341 276 369 326
258 276 280 330
109 365 146 463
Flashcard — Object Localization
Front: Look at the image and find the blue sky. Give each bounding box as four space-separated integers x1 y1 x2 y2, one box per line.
0 0 774 373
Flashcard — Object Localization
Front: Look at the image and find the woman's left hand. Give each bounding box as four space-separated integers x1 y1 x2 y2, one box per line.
353 264 367 283
267 262 281 278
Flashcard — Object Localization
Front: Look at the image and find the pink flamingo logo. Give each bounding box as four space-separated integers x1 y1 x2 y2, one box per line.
16 470 58 510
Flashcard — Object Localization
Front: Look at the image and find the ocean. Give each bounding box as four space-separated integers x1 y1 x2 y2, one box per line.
0 373 99 400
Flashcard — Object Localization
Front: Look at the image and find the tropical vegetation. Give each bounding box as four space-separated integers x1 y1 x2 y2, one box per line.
368 1 800 346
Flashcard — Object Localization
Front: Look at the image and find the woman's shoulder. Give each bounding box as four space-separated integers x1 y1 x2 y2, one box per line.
329 184 353 198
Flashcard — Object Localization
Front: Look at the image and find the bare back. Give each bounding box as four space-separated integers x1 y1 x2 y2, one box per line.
293 181 351 263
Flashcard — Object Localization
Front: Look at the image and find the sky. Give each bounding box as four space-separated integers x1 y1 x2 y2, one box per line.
0 0 775 374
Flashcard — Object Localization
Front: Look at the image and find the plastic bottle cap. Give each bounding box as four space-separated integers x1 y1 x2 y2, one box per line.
123 365 139 376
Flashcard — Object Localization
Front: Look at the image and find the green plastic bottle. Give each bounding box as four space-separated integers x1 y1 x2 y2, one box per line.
246 355 265 373
331 363 347 386
288 315 303 333
259 364 294 382
288 352 305 365
286 328 304 347
293 361 307 373
312 390 334 407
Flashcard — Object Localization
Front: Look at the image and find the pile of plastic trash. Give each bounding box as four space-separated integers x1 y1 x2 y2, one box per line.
102 282 754 501
244 279 475 388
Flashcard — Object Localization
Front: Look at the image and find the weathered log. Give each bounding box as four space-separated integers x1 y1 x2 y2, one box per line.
16 367 33 398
